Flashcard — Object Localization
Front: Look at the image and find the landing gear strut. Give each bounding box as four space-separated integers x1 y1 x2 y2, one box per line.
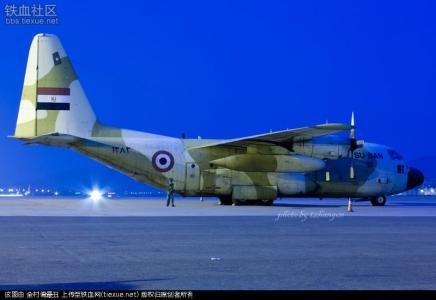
370 195 386 206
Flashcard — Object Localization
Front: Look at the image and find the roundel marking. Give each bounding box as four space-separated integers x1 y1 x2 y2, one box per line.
152 150 175 172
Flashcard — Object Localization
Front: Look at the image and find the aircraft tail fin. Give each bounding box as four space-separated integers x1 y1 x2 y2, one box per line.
13 33 96 139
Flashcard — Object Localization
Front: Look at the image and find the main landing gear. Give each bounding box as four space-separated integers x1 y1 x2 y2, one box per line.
218 197 274 206
348 195 387 212
218 196 233 206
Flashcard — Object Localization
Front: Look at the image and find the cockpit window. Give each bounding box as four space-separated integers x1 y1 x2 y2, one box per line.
388 149 403 160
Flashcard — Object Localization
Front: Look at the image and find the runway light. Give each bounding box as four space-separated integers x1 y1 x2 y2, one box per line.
89 189 104 202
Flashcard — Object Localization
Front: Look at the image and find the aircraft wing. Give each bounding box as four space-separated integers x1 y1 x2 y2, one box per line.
189 123 352 149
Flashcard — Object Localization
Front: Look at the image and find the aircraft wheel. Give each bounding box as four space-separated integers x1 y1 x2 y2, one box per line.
370 195 386 206
258 199 274 206
218 196 233 205
232 199 248 206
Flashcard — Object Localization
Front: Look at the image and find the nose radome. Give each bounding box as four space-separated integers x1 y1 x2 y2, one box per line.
407 167 424 190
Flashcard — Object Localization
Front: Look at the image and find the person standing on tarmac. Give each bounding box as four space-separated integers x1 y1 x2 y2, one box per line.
166 178 175 207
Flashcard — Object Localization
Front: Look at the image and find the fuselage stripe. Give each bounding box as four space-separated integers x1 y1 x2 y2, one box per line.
37 87 70 95
36 102 70 110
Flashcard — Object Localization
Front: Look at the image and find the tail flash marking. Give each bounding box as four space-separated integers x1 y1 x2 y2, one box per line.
36 87 71 110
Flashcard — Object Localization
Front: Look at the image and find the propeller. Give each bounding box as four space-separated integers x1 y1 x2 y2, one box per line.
348 112 364 211
350 112 357 150
349 112 357 179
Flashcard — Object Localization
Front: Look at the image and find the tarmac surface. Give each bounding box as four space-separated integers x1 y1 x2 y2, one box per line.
0 196 435 290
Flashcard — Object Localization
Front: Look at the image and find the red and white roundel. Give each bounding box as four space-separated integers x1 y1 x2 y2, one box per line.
152 150 175 172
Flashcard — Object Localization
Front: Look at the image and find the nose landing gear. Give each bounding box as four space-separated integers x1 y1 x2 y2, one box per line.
370 195 386 206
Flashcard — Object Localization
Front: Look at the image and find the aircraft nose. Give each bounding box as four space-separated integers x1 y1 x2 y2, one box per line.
407 167 424 190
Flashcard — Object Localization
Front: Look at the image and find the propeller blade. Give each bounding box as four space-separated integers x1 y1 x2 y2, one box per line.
350 111 355 140
349 112 356 179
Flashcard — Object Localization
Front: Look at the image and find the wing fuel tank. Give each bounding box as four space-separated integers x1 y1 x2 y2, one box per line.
210 154 325 172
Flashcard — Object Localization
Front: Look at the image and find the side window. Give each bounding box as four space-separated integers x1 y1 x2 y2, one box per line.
397 165 405 174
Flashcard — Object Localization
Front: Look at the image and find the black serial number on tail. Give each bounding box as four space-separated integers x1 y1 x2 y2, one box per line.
353 152 384 159
112 147 131 154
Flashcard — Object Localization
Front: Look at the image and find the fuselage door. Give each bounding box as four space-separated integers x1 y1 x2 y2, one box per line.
185 162 200 194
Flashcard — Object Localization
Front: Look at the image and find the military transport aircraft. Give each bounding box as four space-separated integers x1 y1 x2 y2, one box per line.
10 34 424 206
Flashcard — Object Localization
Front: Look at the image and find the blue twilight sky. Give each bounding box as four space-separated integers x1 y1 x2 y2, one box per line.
0 0 435 188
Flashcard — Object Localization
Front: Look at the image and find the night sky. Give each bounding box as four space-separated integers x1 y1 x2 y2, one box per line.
0 0 435 189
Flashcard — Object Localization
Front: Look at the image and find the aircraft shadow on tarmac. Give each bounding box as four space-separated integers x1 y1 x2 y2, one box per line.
0 278 174 290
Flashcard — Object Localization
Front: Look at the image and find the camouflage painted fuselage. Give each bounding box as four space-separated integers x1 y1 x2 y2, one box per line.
12 34 423 204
